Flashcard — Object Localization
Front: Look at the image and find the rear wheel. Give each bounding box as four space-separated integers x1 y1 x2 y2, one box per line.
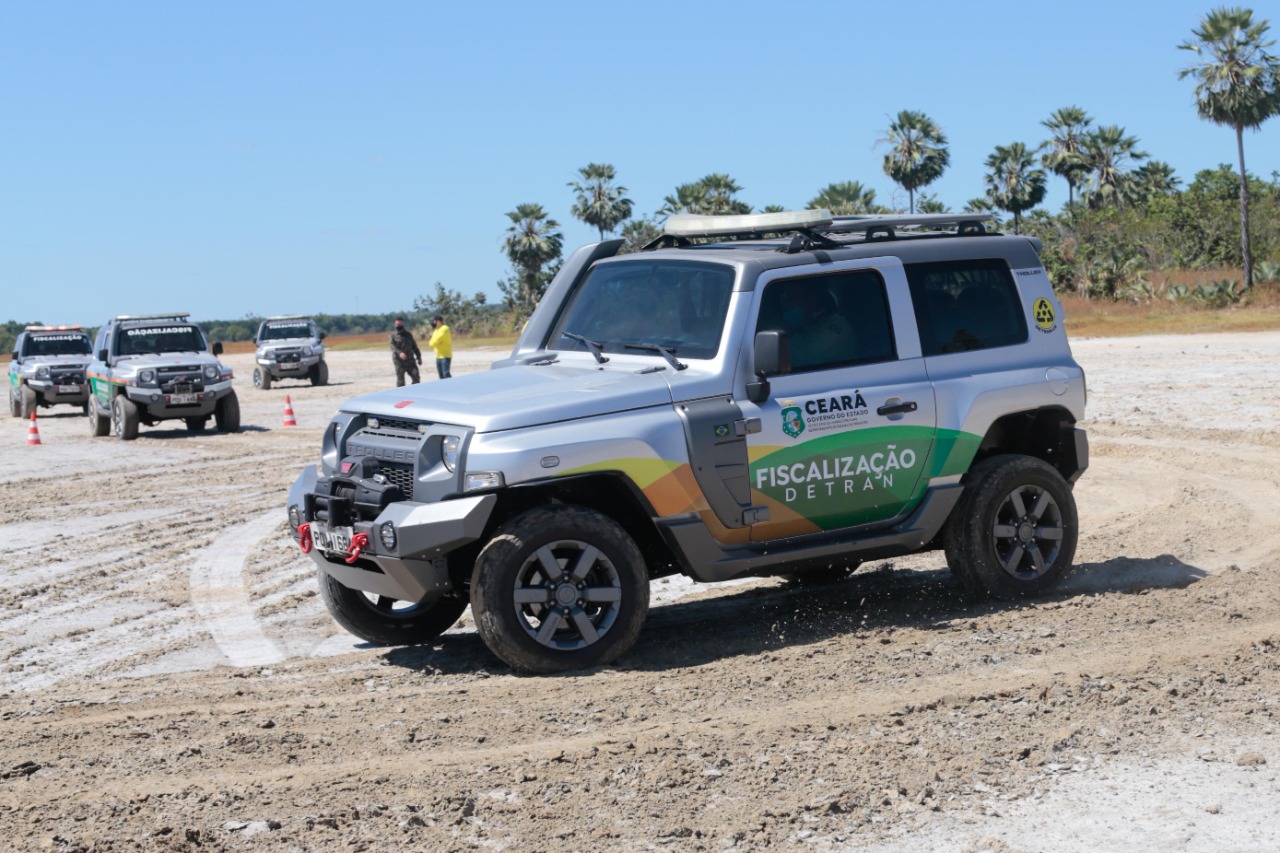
253 367 272 391
215 391 240 433
944 454 1078 600
111 394 139 440
87 399 109 436
20 385 38 418
317 571 469 645
471 506 649 673
311 360 329 386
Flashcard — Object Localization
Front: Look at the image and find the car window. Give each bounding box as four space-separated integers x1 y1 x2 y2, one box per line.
24 334 93 357
756 269 896 373
260 320 314 341
117 325 207 355
548 260 734 360
905 259 1028 355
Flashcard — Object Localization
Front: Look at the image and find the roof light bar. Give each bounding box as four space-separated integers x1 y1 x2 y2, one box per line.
823 213 992 234
24 325 84 331
663 208 834 238
113 313 191 321
264 315 313 321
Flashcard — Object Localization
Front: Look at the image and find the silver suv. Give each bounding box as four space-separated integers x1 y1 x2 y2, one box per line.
287 211 1088 673
252 315 328 390
9 325 93 417
87 313 239 440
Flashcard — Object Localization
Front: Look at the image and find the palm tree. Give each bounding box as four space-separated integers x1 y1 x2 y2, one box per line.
503 204 563 317
659 174 750 216
568 163 633 240
1040 106 1093 206
1080 125 1148 208
881 110 949 213
659 182 710 216
807 181 880 215
983 143 1047 234
1132 160 1182 200
619 216 663 254
1179 7 1280 289
915 192 949 214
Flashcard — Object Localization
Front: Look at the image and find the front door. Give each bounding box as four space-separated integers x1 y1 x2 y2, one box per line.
738 261 937 542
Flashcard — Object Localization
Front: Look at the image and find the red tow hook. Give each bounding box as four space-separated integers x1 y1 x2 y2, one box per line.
298 522 313 554
344 532 369 564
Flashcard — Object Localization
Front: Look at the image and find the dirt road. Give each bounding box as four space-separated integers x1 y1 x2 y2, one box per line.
2 334 1279 851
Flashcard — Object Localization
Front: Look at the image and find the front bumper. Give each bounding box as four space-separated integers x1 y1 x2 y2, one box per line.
258 353 322 378
287 464 496 603
124 380 233 418
28 380 89 405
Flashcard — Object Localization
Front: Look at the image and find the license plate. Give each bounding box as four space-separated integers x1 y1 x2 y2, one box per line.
57 384 81 394
312 524 353 554
169 393 197 404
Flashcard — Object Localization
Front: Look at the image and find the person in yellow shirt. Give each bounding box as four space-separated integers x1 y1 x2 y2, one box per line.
428 315 453 379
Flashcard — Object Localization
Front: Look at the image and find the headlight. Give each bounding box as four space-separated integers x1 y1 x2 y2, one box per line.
378 522 396 551
138 369 156 384
203 365 219 381
287 505 301 530
36 366 50 379
442 435 461 472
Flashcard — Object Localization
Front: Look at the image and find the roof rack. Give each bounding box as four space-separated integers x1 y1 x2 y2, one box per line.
113 313 191 322
24 325 84 332
823 213 993 238
263 315 313 321
663 208 834 239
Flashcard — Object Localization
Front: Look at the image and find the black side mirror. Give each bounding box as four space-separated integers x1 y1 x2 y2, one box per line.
212 341 224 356
748 330 791 404
10 351 18 362
318 331 326 341
97 348 108 362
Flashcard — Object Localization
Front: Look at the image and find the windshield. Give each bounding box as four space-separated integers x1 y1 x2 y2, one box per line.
24 333 92 357
259 320 315 341
117 325 207 355
548 260 734 360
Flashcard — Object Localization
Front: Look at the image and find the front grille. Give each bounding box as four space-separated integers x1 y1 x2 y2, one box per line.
52 369 85 384
378 463 415 500
367 416 425 433
156 365 204 394
274 348 304 362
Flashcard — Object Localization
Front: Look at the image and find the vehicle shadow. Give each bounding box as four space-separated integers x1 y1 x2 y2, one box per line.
130 424 274 439
380 554 1208 677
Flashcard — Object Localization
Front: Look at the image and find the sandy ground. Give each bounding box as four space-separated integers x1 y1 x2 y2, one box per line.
1 333 1279 852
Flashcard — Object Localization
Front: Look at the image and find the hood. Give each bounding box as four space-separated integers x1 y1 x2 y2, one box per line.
112 352 222 371
22 354 92 366
340 363 676 433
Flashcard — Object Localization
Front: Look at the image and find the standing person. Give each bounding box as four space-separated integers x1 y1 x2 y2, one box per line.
428 314 453 379
389 318 421 386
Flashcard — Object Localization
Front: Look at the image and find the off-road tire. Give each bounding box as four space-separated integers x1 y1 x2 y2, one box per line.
185 417 209 432
215 391 240 433
944 454 1077 600
253 367 272 391
87 399 109 436
311 360 329 386
111 394 140 441
471 506 649 673
317 570 468 645
20 385 38 418
9 386 20 418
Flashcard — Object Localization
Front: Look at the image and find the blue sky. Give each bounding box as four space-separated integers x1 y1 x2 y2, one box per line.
5 0 1279 327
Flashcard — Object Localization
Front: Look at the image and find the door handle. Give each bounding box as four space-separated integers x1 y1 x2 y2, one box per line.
877 401 918 416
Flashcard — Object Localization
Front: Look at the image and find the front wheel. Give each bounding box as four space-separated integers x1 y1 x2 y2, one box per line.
944 455 1078 600
317 571 468 645
253 367 272 391
310 360 329 386
9 386 20 418
471 506 649 673
20 385 38 418
111 394 139 440
215 391 240 432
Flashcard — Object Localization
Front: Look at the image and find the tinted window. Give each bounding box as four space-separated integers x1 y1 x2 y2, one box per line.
548 260 734 360
260 320 315 341
906 259 1029 356
117 325 207 355
23 334 92 357
756 269 895 373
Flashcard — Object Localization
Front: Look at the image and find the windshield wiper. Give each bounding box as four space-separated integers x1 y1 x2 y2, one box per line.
563 332 609 365
624 342 686 371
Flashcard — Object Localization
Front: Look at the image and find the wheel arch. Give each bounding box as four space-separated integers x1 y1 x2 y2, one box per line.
971 406 1087 484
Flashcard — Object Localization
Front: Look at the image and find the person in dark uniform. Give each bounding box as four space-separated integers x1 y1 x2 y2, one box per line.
389 318 422 386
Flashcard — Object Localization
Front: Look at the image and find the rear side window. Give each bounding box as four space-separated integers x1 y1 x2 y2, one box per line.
757 269 896 373
905 259 1028 356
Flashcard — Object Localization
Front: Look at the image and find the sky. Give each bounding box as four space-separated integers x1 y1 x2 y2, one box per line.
5 0 1280 327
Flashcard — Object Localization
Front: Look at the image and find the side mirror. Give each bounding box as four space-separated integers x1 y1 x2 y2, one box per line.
318 331 326 341
212 341 224 356
10 351 18 362
97 348 108 362
747 330 791 404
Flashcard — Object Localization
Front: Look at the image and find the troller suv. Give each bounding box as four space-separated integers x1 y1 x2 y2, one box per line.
287 210 1088 673
9 325 94 417
252 315 328 389
87 313 239 440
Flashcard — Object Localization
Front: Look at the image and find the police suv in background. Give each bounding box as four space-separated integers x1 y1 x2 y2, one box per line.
9 325 94 417
252 315 328 390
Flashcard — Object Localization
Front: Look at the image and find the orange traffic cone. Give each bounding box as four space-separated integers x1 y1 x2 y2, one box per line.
282 395 297 427
27 412 42 445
